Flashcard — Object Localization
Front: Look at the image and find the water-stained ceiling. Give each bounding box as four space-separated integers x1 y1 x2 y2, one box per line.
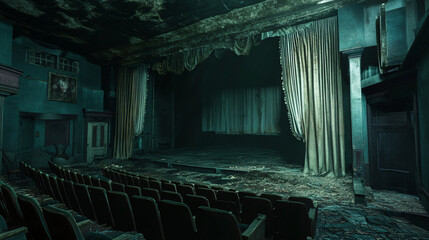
0 0 366 64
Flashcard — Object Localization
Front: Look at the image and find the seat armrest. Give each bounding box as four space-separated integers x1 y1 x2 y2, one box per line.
308 208 317 237
242 214 266 240
0 226 28 239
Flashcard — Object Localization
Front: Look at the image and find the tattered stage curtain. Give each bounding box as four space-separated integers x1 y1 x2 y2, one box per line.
202 86 281 135
152 36 261 75
279 17 346 177
113 64 149 160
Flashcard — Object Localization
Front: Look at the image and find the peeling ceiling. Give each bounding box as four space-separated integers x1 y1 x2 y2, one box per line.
0 0 366 64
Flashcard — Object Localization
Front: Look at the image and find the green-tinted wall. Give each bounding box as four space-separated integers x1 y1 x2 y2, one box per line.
417 51 429 211
3 37 103 164
0 21 12 66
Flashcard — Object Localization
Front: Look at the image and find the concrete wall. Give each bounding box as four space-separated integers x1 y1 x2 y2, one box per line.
3 37 103 166
417 51 429 211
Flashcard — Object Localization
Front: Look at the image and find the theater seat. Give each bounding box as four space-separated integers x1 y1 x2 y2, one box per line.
111 182 125 192
17 195 52 240
73 184 96 220
107 191 136 232
275 200 313 240
0 215 27 240
42 205 111 240
130 196 165 240
161 191 182 203
196 206 266 240
242 196 273 237
161 183 177 193
183 194 209 216
288 196 317 237
217 190 241 210
158 200 197 240
176 185 195 197
0 182 25 227
87 186 114 226
195 188 217 205
125 185 142 198
211 199 240 220
141 188 161 203
63 181 82 213
260 193 283 208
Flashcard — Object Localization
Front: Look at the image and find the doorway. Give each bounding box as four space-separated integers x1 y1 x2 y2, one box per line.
87 122 108 163
368 96 417 194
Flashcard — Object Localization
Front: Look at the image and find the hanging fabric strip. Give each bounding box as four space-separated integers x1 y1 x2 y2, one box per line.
113 64 149 160
279 17 346 177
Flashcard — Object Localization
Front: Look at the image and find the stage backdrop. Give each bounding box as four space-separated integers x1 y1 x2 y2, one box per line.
202 86 281 135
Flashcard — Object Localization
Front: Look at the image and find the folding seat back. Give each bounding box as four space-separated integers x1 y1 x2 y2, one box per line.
275 200 311 240
42 205 84 240
88 186 114 226
113 172 121 183
211 200 240 220
119 173 128 185
41 174 55 198
242 196 272 225
63 181 81 213
91 177 101 187
194 184 209 191
217 190 240 209
99 179 112 191
56 178 70 208
149 180 162 192
82 175 92 186
70 171 79 183
139 178 149 189
64 170 73 181
195 188 217 204
48 175 63 202
131 176 140 187
238 191 257 205
183 194 209 216
130 196 165 240
161 183 177 193
125 185 141 197
196 206 242 240
107 191 136 232
73 183 96 220
161 191 182 203
0 182 25 227
125 175 134 186
75 173 85 184
158 200 197 240
141 188 161 202
288 196 315 210
260 193 282 208
17 195 52 240
288 197 317 237
111 182 125 192
177 185 195 197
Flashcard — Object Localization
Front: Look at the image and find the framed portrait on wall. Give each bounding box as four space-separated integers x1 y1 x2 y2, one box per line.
48 72 77 103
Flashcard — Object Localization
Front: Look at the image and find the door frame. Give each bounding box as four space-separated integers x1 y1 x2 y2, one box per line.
364 72 421 195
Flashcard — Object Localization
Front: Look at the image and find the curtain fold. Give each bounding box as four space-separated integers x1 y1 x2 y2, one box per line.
114 64 149 160
279 17 345 177
202 86 281 135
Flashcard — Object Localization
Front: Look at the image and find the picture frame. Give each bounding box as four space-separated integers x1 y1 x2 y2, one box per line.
48 72 77 103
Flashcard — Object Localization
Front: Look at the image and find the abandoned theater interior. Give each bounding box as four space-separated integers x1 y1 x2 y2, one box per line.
0 0 428 239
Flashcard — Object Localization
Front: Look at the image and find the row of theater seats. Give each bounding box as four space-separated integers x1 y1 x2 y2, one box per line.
46 161 267 240
16 162 137 239
51 161 318 240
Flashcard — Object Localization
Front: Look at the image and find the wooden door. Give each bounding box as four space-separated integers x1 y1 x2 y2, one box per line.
368 97 416 194
87 122 108 163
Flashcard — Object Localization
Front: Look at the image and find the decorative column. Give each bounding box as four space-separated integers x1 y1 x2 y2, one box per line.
345 49 366 204
0 64 22 173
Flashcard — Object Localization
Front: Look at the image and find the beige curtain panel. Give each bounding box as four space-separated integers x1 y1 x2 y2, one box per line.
114 64 149 160
279 17 346 177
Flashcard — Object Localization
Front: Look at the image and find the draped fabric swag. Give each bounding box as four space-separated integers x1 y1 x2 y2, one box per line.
279 17 346 177
202 86 281 135
114 64 149 160
152 35 260 75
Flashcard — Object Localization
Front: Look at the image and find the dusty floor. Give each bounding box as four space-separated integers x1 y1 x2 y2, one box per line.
66 146 429 239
